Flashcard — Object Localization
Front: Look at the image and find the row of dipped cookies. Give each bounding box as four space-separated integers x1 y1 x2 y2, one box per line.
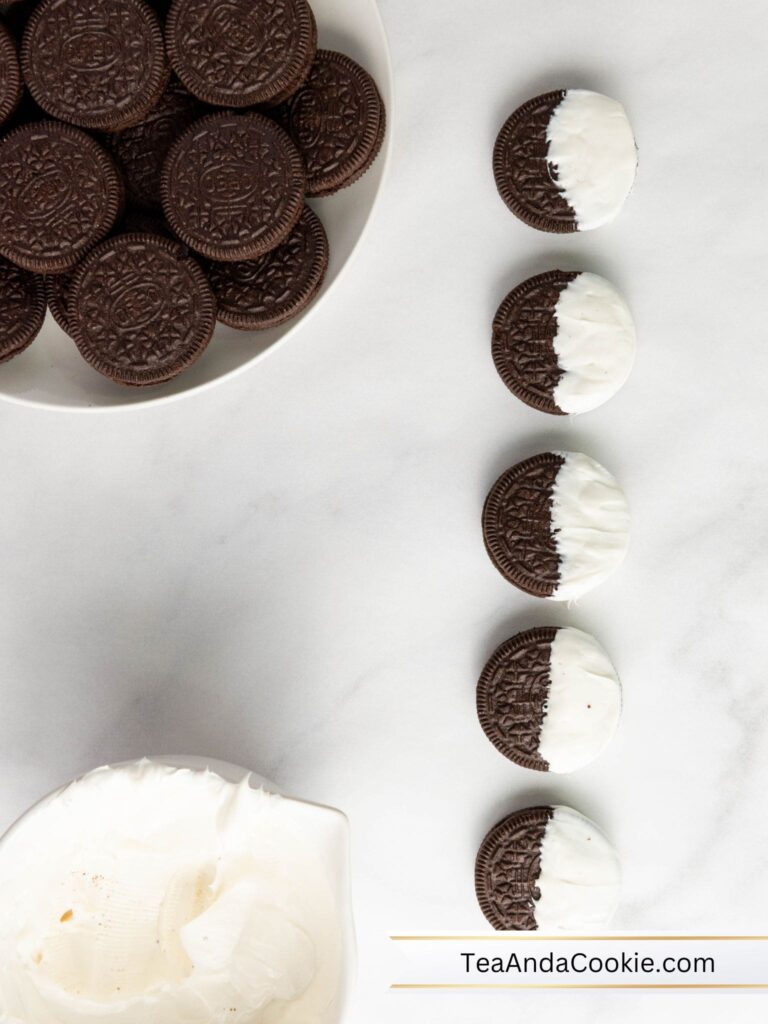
473 89 638 932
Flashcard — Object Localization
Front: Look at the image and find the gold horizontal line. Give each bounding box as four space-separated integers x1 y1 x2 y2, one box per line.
390 935 768 942
391 983 768 990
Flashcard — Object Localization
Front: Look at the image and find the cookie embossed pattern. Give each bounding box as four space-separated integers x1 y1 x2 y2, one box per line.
161 111 306 261
493 92 578 233
276 49 386 197
492 270 578 414
0 122 124 273
0 256 46 363
70 233 216 386
0 0 392 409
207 205 330 331
477 626 622 774
166 0 317 107
21 0 170 131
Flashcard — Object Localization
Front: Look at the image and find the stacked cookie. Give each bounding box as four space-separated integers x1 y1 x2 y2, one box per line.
474 89 637 932
0 0 385 387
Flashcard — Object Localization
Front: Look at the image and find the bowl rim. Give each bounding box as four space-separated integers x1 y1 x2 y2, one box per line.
0 0 394 415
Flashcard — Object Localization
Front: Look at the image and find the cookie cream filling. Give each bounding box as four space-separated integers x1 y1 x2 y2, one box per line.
550 451 630 601
534 806 621 931
552 272 636 415
0 762 342 1024
546 90 637 231
539 627 622 773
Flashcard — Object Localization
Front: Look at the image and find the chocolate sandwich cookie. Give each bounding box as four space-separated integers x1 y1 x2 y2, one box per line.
21 0 169 131
492 270 636 415
276 49 386 197
206 205 328 330
70 233 215 386
162 111 305 261
0 255 46 362
47 211 173 336
0 122 124 273
475 805 621 931
107 79 201 211
44 269 76 337
165 0 316 108
0 20 22 128
494 89 637 232
482 451 629 601
477 626 621 773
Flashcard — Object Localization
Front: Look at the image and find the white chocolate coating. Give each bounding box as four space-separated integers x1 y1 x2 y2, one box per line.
534 806 621 931
552 272 636 415
546 90 637 231
0 762 342 1024
538 627 622 772
550 452 630 602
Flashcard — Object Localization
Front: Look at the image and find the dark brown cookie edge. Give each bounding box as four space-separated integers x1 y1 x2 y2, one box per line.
44 270 75 336
476 626 558 772
261 0 318 107
160 110 306 262
491 269 579 415
0 120 125 273
309 80 387 198
481 451 564 598
165 0 316 108
20 0 170 131
212 204 329 330
475 806 554 931
0 21 22 128
69 232 216 386
492 90 578 235
282 49 385 198
0 259 46 362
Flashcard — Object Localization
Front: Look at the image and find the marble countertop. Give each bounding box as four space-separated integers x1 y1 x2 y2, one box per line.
1 0 767 1020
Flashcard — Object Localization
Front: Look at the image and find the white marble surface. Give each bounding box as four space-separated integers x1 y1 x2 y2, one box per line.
1 0 768 1020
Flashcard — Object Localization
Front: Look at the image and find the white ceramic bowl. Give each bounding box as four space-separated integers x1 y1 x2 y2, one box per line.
0 755 356 1023
0 0 392 411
